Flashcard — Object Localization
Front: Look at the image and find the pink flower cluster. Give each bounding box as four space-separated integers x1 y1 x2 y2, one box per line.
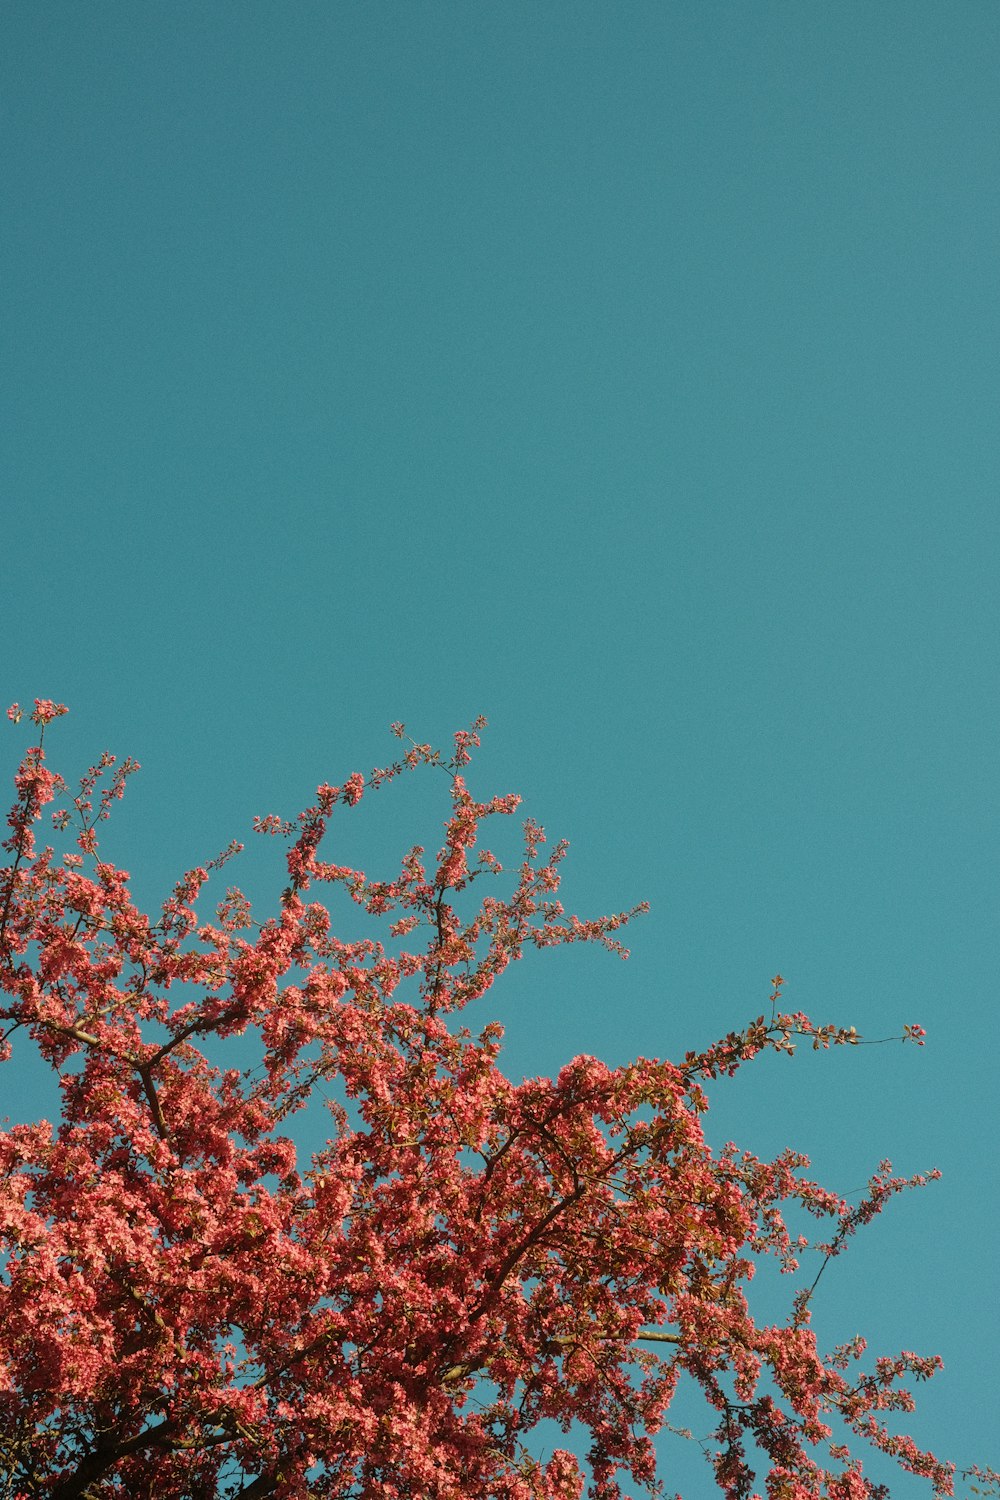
0 708 973 1500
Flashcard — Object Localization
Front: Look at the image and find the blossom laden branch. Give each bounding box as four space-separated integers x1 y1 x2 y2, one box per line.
0 706 985 1500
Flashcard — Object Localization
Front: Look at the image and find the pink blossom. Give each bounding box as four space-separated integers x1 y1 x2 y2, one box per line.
0 706 966 1500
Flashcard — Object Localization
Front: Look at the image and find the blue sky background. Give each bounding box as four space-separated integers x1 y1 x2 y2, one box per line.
2 5 997 1495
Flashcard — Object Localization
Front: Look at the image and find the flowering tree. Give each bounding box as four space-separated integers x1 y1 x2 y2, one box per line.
0 700 991 1499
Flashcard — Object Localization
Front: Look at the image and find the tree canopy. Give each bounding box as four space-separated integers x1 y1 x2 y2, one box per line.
0 700 991 1500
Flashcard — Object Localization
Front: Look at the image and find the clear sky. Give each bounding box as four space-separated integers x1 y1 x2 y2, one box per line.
2 5 997 1495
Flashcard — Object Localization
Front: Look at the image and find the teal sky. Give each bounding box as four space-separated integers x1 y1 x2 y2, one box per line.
3 6 997 1494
